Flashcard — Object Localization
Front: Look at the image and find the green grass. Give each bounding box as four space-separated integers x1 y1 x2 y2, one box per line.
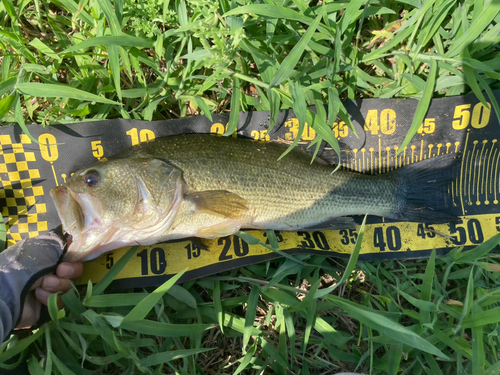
1 0 500 373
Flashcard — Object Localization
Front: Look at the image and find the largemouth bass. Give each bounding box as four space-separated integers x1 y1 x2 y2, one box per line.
50 134 459 262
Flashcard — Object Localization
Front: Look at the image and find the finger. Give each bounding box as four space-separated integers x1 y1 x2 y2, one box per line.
17 292 41 329
35 288 64 309
35 287 51 305
41 275 74 293
29 277 43 291
56 262 83 280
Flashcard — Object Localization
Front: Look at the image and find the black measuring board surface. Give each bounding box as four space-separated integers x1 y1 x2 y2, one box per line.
0 91 499 288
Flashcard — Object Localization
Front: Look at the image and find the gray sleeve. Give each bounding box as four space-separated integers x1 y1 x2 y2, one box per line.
0 232 65 342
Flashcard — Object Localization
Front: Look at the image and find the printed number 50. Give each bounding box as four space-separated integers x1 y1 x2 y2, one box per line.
452 103 490 130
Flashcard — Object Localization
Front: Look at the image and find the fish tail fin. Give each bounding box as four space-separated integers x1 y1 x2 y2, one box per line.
385 153 461 223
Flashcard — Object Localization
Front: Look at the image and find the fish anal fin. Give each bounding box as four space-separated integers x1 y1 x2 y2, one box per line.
196 220 241 239
302 216 357 231
186 190 248 219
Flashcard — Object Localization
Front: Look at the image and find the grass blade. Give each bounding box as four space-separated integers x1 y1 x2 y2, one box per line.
225 76 240 135
270 7 325 87
461 49 488 107
141 348 215 367
81 310 135 361
420 249 435 325
13 93 41 145
461 306 500 329
445 1 500 58
107 45 122 100
92 246 138 295
95 0 122 35
0 330 44 362
471 304 485 375
278 81 307 160
0 77 17 97
260 337 288 369
120 320 213 337
396 59 437 155
194 96 213 121
122 268 187 322
243 285 260 350
233 342 257 375
16 83 119 105
321 215 366 297
306 107 341 160
61 35 153 54
235 231 309 267
339 0 366 34
214 280 224 334
326 295 448 360
456 267 475 329
223 5 313 24
454 232 500 263
0 95 14 123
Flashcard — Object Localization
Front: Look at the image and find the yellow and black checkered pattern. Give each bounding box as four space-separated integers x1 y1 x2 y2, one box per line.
0 134 47 246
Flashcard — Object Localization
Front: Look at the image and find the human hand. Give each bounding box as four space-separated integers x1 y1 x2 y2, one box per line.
0 232 83 341
16 262 83 329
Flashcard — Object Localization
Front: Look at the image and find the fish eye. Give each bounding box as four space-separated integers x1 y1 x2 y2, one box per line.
83 170 99 187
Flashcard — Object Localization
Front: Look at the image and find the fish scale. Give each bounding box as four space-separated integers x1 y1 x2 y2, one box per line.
51 134 460 261
133 135 439 228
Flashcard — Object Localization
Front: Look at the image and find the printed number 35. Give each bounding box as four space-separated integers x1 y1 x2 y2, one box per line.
339 229 358 245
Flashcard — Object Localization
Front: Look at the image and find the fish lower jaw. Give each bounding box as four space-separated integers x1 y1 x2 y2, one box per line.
63 228 169 262
64 238 131 262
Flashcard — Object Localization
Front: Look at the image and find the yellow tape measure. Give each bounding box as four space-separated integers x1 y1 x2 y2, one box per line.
0 91 498 288
78 214 497 287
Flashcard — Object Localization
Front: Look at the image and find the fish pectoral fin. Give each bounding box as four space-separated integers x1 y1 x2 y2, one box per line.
185 190 248 219
302 216 357 231
196 220 241 239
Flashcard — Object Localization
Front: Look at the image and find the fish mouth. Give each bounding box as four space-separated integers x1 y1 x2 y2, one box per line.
50 172 186 262
50 186 105 262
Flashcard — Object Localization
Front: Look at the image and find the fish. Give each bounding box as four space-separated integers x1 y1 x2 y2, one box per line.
50 134 459 262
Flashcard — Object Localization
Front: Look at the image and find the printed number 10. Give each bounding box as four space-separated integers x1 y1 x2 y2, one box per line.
137 248 167 275
126 128 156 146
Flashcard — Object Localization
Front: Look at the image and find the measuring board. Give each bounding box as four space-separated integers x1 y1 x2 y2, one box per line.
0 91 499 288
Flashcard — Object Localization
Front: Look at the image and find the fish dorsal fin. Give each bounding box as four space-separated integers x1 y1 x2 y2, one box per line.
185 190 248 219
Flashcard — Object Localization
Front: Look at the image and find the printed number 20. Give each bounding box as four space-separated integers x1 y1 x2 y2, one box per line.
218 237 249 261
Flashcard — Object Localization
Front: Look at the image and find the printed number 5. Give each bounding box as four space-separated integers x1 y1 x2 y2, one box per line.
105 253 114 269
452 105 471 130
92 141 104 159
